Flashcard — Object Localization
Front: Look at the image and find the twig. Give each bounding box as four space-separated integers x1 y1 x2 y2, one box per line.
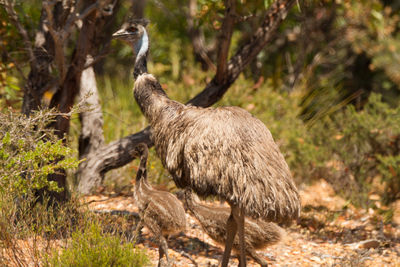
180 251 199 267
82 45 111 70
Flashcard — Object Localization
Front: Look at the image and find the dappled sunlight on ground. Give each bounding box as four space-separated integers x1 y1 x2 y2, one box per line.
81 180 400 266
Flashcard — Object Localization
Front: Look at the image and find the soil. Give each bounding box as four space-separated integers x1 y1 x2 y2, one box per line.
83 179 400 266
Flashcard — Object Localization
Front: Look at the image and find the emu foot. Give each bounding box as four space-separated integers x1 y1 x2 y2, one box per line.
157 258 171 267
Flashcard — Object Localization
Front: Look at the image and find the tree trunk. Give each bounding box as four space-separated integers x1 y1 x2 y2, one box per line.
76 55 106 193
130 0 146 19
22 9 56 115
77 0 296 194
21 2 74 203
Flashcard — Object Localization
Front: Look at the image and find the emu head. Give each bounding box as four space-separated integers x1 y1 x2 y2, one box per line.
112 19 149 55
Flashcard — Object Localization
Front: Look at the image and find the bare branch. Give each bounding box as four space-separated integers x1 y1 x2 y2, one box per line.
216 0 236 84
83 48 110 69
1 0 35 64
42 0 108 84
64 1 99 34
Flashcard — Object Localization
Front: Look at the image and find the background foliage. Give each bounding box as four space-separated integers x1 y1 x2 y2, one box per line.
1 0 399 220
1 0 400 264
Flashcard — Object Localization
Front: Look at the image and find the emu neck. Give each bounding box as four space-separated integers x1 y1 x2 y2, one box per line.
133 29 149 79
135 169 152 199
135 152 151 192
187 196 221 223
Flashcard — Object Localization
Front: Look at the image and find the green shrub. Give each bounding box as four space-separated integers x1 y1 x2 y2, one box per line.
377 154 400 203
0 109 81 266
45 222 149 267
0 109 79 197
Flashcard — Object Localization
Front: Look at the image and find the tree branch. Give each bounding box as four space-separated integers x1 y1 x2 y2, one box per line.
77 0 297 194
216 0 236 84
64 1 100 34
189 0 296 107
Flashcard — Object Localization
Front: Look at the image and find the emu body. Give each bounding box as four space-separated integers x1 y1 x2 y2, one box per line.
135 74 300 222
113 20 300 267
134 143 186 267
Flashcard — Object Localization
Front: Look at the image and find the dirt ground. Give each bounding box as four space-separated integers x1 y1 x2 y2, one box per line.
84 179 400 266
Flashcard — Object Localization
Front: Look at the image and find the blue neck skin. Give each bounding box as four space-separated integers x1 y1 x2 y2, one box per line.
133 29 148 79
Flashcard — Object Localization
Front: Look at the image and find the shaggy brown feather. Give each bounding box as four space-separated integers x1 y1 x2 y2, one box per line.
134 74 300 224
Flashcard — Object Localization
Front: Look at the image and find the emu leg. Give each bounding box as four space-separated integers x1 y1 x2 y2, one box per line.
133 220 143 242
233 206 246 267
247 248 268 267
157 243 165 267
220 209 238 267
158 235 170 267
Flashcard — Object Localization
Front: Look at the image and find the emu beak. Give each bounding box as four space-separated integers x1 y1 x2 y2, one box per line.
112 29 128 38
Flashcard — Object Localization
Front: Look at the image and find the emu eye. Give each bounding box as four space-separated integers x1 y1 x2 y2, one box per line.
127 26 138 33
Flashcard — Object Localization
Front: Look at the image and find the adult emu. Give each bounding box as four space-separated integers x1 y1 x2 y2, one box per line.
113 19 300 267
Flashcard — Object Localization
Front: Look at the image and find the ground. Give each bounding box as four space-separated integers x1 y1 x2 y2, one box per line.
84 179 400 266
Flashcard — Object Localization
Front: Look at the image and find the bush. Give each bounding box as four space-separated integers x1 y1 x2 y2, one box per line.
45 222 149 267
0 109 79 198
0 109 81 266
307 93 400 205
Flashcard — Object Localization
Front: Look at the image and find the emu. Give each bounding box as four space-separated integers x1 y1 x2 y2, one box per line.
113 19 300 267
133 143 186 267
179 189 284 267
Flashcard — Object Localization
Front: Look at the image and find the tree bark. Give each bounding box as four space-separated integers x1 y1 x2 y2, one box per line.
20 1 75 203
77 0 297 194
216 0 236 84
21 8 57 115
75 56 106 193
130 0 146 19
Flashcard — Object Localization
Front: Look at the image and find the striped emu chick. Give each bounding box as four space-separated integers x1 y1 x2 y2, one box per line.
134 143 186 267
180 190 283 267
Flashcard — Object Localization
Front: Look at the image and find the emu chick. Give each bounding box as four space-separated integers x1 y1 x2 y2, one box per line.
134 144 186 267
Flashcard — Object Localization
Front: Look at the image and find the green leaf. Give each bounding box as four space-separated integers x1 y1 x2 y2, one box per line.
2 132 11 145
